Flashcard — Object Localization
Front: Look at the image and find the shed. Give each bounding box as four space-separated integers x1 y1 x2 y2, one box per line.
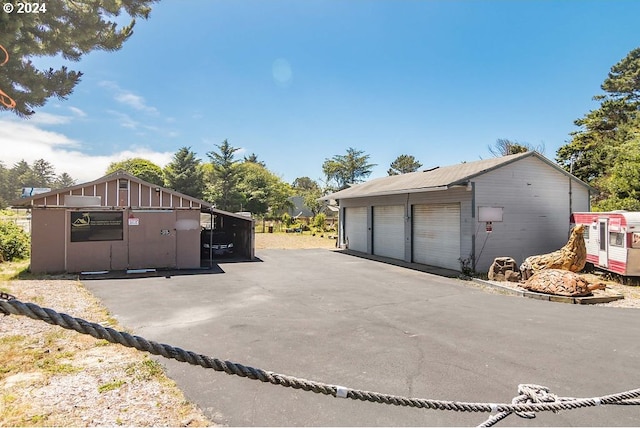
322 151 591 273
12 170 254 273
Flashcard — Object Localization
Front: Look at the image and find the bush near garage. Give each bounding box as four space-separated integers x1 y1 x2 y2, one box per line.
0 220 30 262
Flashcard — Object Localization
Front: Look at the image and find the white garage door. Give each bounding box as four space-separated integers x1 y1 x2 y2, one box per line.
413 203 460 270
373 205 405 260
345 207 368 253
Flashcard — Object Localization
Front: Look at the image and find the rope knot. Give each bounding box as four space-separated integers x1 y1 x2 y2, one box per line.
513 384 559 419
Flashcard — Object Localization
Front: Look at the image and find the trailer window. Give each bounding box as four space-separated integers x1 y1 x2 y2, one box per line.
633 233 640 249
609 232 624 247
582 225 589 240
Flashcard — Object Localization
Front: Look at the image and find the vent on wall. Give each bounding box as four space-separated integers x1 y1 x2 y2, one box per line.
64 195 102 207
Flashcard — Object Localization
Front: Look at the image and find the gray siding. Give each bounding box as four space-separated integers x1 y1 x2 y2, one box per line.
472 156 590 271
339 187 472 269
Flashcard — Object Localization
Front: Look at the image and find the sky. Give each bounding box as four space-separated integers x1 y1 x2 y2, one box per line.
2 0 640 186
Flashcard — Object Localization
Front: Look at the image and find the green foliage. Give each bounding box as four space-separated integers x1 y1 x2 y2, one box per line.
556 47 640 209
312 213 327 230
282 213 293 227
237 162 293 216
322 147 376 191
164 147 204 198
0 221 30 262
205 140 243 210
292 176 324 217
0 0 157 117
388 154 422 175
106 158 165 186
0 159 75 208
488 139 540 157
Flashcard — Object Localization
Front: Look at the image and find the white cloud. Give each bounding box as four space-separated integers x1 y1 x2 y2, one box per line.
68 106 87 117
107 110 140 129
28 112 73 125
100 80 158 113
0 118 173 184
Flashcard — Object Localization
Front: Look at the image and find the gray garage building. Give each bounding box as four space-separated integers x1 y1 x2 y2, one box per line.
13 170 254 273
323 151 591 273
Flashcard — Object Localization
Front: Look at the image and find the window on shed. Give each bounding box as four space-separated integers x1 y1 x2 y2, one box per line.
609 232 624 248
118 179 128 189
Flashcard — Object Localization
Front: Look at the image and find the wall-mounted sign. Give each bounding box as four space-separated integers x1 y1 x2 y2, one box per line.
479 206 504 222
160 229 170 236
128 217 140 226
486 221 493 233
71 211 123 242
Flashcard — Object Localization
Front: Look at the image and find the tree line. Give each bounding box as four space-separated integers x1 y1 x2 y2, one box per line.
0 142 425 219
1 0 638 212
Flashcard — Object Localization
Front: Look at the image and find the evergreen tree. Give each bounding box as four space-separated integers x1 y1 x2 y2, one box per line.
0 0 157 117
164 147 204 198
556 47 640 209
53 172 76 189
205 140 243 211
322 147 376 191
243 152 266 167
31 159 56 187
387 154 422 175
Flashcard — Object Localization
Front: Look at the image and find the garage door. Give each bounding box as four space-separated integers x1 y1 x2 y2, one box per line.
413 203 460 270
373 205 405 260
345 207 367 253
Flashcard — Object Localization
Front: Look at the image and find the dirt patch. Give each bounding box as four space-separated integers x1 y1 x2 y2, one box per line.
0 277 212 426
255 231 338 249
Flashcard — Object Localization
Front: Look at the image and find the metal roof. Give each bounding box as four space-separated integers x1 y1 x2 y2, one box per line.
322 151 590 200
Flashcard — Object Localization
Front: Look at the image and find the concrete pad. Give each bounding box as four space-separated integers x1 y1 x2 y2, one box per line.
84 249 640 426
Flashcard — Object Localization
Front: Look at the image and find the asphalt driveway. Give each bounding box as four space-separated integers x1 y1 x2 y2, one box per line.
84 249 640 426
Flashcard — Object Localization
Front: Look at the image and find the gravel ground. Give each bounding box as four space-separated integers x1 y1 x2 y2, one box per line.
1 278 212 427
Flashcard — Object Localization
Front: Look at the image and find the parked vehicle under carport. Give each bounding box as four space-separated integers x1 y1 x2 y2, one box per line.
201 228 234 258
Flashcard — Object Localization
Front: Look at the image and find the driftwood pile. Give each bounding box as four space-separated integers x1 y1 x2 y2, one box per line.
489 224 605 297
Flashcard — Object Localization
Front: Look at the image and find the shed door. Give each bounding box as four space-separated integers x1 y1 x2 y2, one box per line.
128 211 177 269
373 205 405 260
345 207 368 253
413 203 460 270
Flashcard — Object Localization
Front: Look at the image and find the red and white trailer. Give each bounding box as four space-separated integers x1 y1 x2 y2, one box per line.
571 211 640 276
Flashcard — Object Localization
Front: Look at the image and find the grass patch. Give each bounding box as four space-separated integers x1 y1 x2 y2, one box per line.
0 259 30 281
0 331 82 381
125 358 165 382
98 379 126 393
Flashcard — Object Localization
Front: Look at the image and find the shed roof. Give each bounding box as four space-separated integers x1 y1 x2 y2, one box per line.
322 151 590 201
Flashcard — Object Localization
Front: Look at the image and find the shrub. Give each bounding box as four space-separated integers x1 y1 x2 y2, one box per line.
312 213 327 230
281 213 293 227
0 221 30 262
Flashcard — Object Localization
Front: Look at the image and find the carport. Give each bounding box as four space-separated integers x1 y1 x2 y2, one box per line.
200 207 254 264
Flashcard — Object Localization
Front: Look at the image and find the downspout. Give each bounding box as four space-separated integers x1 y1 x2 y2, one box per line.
470 181 476 272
